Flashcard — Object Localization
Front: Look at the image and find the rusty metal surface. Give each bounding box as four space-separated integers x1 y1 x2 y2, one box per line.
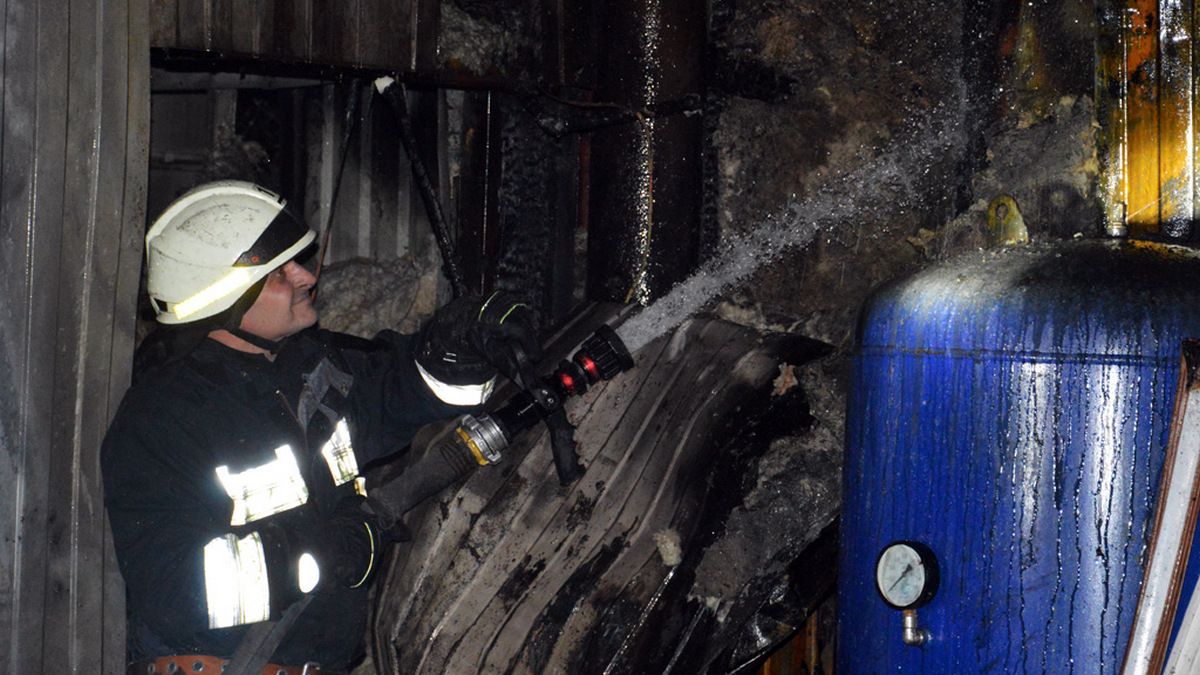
370 306 838 673
0 0 148 672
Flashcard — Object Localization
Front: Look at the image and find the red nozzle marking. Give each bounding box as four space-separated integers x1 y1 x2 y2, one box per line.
580 355 600 381
559 371 576 395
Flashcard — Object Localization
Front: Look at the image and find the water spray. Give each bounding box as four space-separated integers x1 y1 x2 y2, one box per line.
372 326 635 518
614 96 967 353
373 97 962 520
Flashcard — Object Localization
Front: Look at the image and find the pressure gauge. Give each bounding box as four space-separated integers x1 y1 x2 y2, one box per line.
875 541 939 610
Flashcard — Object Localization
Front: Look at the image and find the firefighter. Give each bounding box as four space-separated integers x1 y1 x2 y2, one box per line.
101 180 537 674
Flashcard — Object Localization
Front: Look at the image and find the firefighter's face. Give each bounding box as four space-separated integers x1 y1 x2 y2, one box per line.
239 261 318 340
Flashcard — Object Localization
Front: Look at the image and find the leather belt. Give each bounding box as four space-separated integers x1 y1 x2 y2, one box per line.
130 654 339 675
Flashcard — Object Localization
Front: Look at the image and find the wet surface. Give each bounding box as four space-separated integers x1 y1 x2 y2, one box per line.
842 241 1200 673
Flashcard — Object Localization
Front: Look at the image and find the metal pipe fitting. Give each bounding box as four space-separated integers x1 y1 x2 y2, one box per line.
901 609 930 647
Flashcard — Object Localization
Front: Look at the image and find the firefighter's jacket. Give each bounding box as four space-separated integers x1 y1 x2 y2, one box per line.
101 328 474 668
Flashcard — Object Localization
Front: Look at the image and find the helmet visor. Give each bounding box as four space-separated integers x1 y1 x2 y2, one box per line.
233 208 312 268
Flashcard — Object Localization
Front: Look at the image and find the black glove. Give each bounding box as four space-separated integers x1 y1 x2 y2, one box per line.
292 498 386 589
415 291 541 387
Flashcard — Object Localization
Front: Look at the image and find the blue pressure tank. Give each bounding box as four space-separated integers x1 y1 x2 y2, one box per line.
839 240 1200 673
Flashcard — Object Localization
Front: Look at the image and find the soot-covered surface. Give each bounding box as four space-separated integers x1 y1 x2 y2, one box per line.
367 307 839 674
307 2 1109 671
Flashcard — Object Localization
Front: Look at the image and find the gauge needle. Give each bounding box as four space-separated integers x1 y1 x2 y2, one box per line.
888 563 914 591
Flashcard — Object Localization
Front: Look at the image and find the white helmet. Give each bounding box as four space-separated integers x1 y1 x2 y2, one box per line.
146 181 316 324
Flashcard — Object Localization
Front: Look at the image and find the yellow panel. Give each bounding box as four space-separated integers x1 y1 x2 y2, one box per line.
1125 0 1161 235
1098 0 1199 237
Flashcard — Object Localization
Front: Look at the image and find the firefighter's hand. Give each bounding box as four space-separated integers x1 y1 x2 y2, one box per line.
415 291 541 388
293 499 386 590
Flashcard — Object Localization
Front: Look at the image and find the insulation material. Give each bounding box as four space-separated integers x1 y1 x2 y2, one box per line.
314 251 445 337
439 0 534 75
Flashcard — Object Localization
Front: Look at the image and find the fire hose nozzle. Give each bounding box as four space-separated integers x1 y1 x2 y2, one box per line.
454 325 636 480
375 325 636 518
551 325 635 399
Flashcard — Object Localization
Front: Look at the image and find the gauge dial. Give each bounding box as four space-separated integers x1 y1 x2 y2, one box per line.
876 541 939 610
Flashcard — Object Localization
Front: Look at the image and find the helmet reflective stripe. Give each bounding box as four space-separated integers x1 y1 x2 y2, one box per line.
320 418 364 495
215 445 309 526
169 267 257 320
146 180 316 324
203 532 270 629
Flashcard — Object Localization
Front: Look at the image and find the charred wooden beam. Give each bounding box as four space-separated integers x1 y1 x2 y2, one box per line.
457 91 504 295
586 0 707 305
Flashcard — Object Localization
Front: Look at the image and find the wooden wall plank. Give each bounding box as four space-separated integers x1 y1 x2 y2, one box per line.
312 0 358 65
175 0 211 49
353 85 374 258
272 0 312 60
254 0 275 55
43 0 146 669
0 0 145 670
45 0 103 662
210 0 234 51
52 0 119 659
152 0 503 88
413 0 439 71
149 0 177 46
106 0 149 669
231 0 257 53
357 0 410 69
231 0 270 54
1 0 71 668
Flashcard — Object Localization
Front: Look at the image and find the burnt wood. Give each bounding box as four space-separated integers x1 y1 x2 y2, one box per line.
272 0 313 61
313 0 358 66
153 0 423 71
370 305 837 674
457 91 503 295
210 0 234 51
357 0 410 69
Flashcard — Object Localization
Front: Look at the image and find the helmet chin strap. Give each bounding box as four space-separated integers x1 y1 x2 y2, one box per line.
227 326 285 354
221 276 286 354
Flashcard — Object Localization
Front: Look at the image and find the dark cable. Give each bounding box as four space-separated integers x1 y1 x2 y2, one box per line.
312 78 366 301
